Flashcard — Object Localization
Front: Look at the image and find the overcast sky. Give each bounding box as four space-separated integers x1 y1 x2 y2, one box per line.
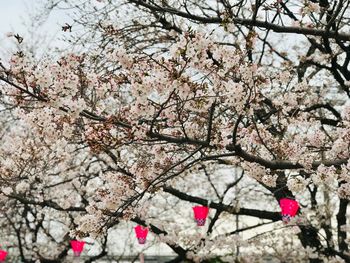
0 0 27 34
0 0 72 59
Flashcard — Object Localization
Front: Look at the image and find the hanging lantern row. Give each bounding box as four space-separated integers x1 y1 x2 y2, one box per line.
132 200 299 245
69 199 299 257
0 199 299 261
69 200 298 250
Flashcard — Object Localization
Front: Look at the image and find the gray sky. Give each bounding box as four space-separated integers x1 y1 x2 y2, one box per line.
0 0 72 59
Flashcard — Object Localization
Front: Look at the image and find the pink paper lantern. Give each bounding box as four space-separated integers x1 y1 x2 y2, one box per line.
70 240 85 257
192 206 209 226
134 225 149 245
0 250 7 262
279 198 299 223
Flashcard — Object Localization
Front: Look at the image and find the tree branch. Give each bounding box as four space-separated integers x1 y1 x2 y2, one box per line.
128 0 350 41
226 144 348 170
163 186 280 221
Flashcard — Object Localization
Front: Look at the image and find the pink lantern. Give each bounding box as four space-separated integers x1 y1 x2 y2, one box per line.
70 240 85 257
0 250 7 262
279 198 299 223
134 225 149 245
192 206 209 226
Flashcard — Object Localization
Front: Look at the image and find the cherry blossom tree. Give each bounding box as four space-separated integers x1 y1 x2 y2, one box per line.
1 0 350 262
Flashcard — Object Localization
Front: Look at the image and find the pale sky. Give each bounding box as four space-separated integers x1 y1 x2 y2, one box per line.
0 0 72 59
